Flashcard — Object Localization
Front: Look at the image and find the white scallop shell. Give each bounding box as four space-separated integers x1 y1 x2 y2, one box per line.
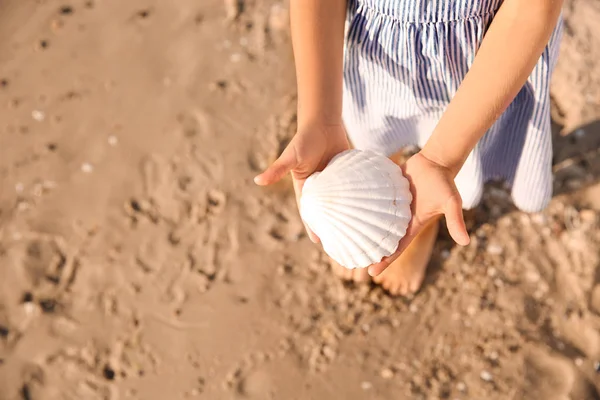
300 149 413 270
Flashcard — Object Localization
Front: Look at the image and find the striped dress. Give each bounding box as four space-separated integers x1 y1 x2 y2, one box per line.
342 0 563 212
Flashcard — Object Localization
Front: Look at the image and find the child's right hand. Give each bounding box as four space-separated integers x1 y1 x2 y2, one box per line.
253 122 350 243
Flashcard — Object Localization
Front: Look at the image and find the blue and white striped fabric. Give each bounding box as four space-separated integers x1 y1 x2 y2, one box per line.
341 0 563 212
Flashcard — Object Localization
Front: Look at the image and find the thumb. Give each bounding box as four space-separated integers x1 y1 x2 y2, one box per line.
253 145 298 186
443 194 470 246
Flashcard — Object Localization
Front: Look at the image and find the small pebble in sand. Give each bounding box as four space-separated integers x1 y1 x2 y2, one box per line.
37 40 50 50
409 304 419 313
81 162 93 173
51 19 65 32
380 368 394 379
580 209 597 224
108 135 118 146
32 110 45 121
487 267 497 277
525 270 541 283
59 5 74 15
440 249 450 259
466 305 477 316
135 9 152 20
480 370 493 382
486 243 503 255
530 213 545 225
322 346 336 360
42 180 56 190
32 183 43 197
224 0 242 21
574 128 586 138
395 362 408 372
24 302 38 316
269 3 289 32
456 382 467 392
239 37 248 47
230 53 242 63
574 358 583 367
360 381 372 390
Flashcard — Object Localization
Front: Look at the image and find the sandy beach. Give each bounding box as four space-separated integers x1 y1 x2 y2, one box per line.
1 0 600 399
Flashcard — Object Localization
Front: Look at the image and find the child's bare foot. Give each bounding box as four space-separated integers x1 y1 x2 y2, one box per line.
373 217 440 296
330 259 371 282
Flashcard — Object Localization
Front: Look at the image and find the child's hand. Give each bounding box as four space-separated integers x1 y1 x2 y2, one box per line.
367 152 471 276
253 122 350 243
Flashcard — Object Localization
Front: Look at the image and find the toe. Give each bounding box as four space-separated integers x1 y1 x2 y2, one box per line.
372 274 383 284
352 268 371 283
388 284 400 296
330 259 351 280
382 280 393 293
340 269 352 281
408 277 423 294
397 281 409 296
385 280 400 296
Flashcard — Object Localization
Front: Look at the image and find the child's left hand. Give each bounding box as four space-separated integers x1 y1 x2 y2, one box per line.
367 152 471 276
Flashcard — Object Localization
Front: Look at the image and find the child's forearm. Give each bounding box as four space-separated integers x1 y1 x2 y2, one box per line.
421 0 563 176
291 0 347 127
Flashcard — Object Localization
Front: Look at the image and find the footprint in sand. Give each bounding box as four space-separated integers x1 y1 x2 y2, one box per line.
4 234 77 301
175 109 211 140
191 149 224 183
135 234 169 274
236 368 275 399
14 362 45 400
141 154 170 198
140 155 183 222
207 189 227 216
251 203 305 249
523 344 600 399
223 350 282 399
44 348 118 400
523 346 575 399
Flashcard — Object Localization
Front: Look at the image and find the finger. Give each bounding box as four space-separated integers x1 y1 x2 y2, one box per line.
367 215 424 276
444 194 470 246
293 178 320 243
253 145 297 186
367 235 411 277
367 258 392 277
